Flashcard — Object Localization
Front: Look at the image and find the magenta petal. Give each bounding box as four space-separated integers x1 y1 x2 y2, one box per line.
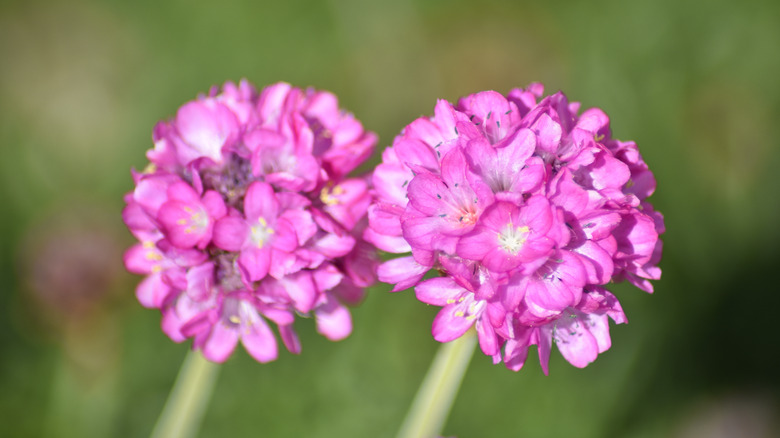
283 272 317 313
373 162 413 207
278 325 302 354
161 305 187 342
576 107 610 135
175 100 238 165
377 256 429 292
280 210 317 246
532 113 562 155
401 215 440 250
201 190 227 220
503 327 534 372
439 146 470 189
394 138 439 170
123 243 158 274
134 174 179 217
456 228 496 261
518 195 553 235
239 246 271 282
504 339 530 372
407 173 449 216
122 202 157 235
241 315 278 363
431 305 474 342
368 203 404 236
476 201 515 232
312 264 344 292
269 219 299 252
525 277 572 318
136 273 170 308
497 127 536 163
482 247 522 273
158 201 207 249
476 317 499 356
572 240 614 285
311 233 355 258
415 277 464 306
186 262 214 301
244 181 279 221
364 228 411 253
536 327 552 375
584 313 612 353
315 296 352 341
213 217 248 252
552 315 600 368
201 323 240 363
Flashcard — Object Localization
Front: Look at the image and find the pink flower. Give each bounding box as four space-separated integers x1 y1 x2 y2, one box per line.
123 80 378 363
369 84 664 373
212 181 299 282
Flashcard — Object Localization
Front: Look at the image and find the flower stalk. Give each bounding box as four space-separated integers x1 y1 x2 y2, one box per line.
397 328 477 438
150 351 220 438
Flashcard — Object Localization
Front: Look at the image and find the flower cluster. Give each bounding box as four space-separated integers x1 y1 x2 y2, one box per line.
123 80 378 363
368 84 664 373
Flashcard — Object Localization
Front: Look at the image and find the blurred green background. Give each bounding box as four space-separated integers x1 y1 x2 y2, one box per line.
2 0 779 436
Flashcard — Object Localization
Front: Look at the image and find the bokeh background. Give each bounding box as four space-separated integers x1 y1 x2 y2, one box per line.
2 0 779 436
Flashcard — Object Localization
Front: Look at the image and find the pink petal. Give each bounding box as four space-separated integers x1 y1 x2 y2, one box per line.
213 216 248 252
572 240 614 285
244 181 279 221
239 246 271 282
201 323 240 363
123 243 159 275
136 273 171 309
531 113 562 156
476 317 499 356
278 324 301 354
175 100 238 165
186 262 214 301
431 305 474 342
311 232 355 258
551 315 600 368
314 296 353 341
415 277 465 306
456 228 496 261
201 190 227 220
241 314 278 363
283 272 317 313
394 138 439 170
377 256 429 292
158 201 207 249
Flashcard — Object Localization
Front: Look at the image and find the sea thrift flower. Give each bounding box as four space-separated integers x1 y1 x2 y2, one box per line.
369 84 664 373
123 80 378 363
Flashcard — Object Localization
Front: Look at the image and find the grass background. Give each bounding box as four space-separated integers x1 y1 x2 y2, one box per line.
1 0 779 436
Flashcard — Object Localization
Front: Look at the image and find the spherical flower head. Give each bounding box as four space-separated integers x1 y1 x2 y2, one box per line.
369 84 664 373
123 79 379 363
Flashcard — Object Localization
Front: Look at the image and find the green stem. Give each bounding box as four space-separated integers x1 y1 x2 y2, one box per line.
396 329 478 438
150 350 220 438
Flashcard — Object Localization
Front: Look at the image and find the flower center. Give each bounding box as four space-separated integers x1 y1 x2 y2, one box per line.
320 183 344 206
250 217 275 248
497 224 530 255
179 206 209 234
